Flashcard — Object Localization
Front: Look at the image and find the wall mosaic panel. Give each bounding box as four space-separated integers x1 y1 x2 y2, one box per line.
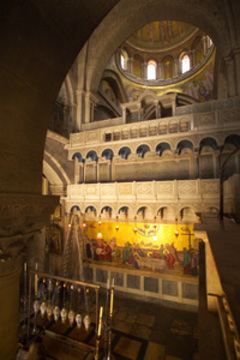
84 221 199 277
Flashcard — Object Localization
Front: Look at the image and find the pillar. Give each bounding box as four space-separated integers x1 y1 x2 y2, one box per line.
75 90 85 131
127 58 134 74
121 106 127 123
74 156 80 184
84 91 99 123
154 101 161 119
203 35 208 56
191 49 196 67
137 104 142 121
0 194 59 360
224 55 237 97
0 255 22 360
157 63 163 80
171 97 176 116
142 62 147 79
233 48 240 96
174 59 179 78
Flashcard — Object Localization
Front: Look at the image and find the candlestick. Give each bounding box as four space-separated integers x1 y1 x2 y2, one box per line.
97 306 103 337
110 288 114 317
34 274 38 297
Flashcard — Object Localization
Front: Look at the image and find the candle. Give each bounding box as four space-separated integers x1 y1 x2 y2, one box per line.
97 306 103 337
112 278 114 288
35 262 38 271
107 278 110 289
24 262 27 272
34 274 38 297
110 288 114 317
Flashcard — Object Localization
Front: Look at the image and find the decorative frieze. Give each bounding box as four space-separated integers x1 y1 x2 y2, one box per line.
0 193 59 237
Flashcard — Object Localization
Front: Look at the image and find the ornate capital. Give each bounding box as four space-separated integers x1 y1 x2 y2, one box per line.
0 193 60 237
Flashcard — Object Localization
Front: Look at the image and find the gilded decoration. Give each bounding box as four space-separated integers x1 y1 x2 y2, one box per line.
84 221 199 277
128 21 196 51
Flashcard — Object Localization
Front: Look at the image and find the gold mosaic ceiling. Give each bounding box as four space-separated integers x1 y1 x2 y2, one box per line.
127 21 198 51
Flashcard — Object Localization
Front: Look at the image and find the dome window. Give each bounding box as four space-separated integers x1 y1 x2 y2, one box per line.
181 54 190 74
121 54 126 69
147 60 156 80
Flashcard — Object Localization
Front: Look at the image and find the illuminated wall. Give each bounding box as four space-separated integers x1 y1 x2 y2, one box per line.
84 221 199 277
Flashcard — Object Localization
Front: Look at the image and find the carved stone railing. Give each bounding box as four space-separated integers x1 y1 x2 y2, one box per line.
65 179 220 218
68 96 240 155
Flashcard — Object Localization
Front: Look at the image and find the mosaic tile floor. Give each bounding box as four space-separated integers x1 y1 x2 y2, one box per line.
18 293 198 360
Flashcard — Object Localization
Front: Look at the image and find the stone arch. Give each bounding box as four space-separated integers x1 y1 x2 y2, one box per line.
72 152 83 162
179 206 198 222
199 137 219 152
176 139 194 155
136 144 151 158
100 69 128 103
137 205 152 221
86 150 98 161
85 205 97 220
199 137 218 179
102 148 114 160
117 206 129 220
100 205 113 219
157 206 175 221
118 146 131 159
156 142 171 156
70 205 81 213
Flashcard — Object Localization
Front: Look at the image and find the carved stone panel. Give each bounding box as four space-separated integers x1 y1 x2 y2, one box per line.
71 132 85 145
118 183 133 196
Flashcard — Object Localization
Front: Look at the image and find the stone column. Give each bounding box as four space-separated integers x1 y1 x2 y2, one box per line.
121 105 126 123
75 90 85 131
79 162 84 183
203 35 208 56
174 59 179 78
154 100 161 119
74 156 80 184
0 254 22 360
157 63 163 80
171 97 176 116
127 58 134 74
224 55 237 97
84 91 99 123
142 62 148 79
191 49 196 67
233 48 240 96
0 194 59 360
137 104 142 121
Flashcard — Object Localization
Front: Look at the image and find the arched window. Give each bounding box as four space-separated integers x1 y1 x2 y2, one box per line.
120 50 128 70
147 60 156 80
121 54 125 69
181 54 190 74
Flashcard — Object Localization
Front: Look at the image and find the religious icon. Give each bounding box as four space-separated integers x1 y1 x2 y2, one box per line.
46 225 62 255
